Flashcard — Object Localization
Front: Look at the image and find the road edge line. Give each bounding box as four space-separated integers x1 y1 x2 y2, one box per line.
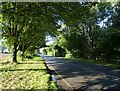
46 62 74 90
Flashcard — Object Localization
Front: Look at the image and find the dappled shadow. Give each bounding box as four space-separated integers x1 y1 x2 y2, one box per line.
0 61 44 65
17 62 44 64
1 59 45 64
74 74 120 91
1 60 48 72
41 55 120 91
0 68 47 72
1 61 10 64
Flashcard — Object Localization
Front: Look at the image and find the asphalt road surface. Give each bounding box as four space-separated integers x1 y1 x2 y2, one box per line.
40 54 120 91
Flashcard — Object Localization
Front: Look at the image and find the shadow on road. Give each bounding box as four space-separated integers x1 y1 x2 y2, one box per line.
41 55 120 91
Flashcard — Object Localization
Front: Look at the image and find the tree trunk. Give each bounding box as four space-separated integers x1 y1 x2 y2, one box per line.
21 53 24 61
21 51 25 61
12 44 18 63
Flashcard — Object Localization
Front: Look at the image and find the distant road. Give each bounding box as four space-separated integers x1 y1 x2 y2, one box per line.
40 54 120 91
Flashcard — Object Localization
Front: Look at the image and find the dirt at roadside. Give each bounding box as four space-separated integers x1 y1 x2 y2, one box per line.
0 53 11 61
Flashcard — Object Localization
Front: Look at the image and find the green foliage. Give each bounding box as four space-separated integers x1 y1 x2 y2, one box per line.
1 2 58 62
42 48 47 55
2 2 120 64
54 2 120 64
65 53 73 58
45 47 55 56
95 28 120 63
49 81 58 90
53 44 66 57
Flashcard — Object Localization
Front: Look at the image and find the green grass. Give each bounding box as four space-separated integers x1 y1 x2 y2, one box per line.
1 55 58 90
65 57 120 68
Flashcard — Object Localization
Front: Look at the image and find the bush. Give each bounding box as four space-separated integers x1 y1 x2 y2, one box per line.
65 53 73 58
25 54 33 59
42 48 47 55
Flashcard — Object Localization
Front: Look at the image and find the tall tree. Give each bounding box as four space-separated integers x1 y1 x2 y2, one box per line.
2 2 97 62
2 2 57 62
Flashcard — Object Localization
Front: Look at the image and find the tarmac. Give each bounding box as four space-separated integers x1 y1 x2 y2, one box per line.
40 54 120 91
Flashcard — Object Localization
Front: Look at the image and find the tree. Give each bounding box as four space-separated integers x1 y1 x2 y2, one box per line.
2 2 98 62
55 1 120 64
55 2 98 58
2 3 30 62
1 2 57 62
95 1 120 63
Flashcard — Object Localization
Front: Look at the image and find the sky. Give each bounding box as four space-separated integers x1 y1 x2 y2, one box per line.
45 35 56 45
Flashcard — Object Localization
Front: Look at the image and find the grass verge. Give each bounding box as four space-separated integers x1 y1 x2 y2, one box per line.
65 57 120 68
1 54 58 90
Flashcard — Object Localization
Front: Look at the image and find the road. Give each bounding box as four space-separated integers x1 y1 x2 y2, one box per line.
40 54 120 91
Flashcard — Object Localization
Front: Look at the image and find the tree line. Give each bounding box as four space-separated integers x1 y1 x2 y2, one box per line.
43 2 120 64
1 2 120 64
